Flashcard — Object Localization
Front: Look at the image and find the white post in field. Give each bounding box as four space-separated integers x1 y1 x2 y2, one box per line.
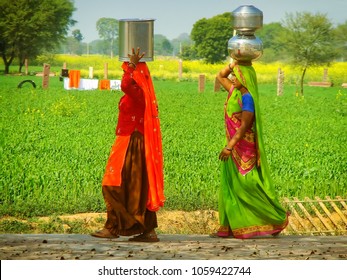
89 67 94 79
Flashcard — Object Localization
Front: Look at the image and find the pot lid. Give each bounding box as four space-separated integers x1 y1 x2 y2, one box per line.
231 5 263 17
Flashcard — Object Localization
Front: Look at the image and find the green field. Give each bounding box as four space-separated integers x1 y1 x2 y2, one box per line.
0 73 346 218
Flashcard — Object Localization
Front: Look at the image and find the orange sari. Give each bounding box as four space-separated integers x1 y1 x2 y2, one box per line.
102 62 165 212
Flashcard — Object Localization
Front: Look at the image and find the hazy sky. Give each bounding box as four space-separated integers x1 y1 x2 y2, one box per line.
72 0 347 42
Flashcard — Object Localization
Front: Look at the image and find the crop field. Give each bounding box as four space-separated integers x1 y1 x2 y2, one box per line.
9 54 347 84
0 58 346 218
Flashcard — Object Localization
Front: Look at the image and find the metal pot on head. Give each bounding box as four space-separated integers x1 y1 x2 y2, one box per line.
231 5 263 35
228 5 263 62
119 18 155 62
228 34 263 62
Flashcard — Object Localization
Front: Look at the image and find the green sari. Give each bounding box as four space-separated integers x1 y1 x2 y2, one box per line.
218 65 289 239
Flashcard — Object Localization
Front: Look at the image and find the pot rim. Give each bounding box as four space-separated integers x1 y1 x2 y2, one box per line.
119 18 155 22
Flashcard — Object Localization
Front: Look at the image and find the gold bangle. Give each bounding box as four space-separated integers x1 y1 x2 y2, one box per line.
228 63 233 71
225 146 233 151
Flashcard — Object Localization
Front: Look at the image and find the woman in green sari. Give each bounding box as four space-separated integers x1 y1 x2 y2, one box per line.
213 60 289 239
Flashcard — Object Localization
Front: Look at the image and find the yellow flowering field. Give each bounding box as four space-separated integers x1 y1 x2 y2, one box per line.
51 55 347 86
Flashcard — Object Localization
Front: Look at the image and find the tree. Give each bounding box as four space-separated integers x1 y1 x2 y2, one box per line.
63 36 81 55
0 0 75 74
171 33 192 56
255 23 288 62
191 13 232 64
72 29 84 42
279 12 337 95
96 39 117 56
154 34 173 56
96 18 118 58
66 29 84 55
333 21 347 61
179 45 198 61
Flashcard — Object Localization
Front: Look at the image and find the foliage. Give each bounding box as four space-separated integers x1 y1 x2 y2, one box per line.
17 55 347 86
1 55 346 86
154 35 173 56
0 219 33 233
60 29 85 55
0 74 346 218
72 29 84 42
191 13 232 64
171 33 192 56
96 18 119 58
255 23 288 63
89 39 117 56
179 45 198 61
62 37 84 55
0 0 76 74
279 12 337 95
333 21 347 61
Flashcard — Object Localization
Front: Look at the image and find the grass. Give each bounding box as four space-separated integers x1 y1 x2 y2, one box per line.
0 65 346 222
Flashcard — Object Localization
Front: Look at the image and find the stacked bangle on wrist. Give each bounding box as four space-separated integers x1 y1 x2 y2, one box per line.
128 62 136 68
228 64 233 71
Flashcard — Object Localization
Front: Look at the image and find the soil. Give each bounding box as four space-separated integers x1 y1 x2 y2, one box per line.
26 210 221 235
1 211 347 261
0 210 347 235
1 209 346 236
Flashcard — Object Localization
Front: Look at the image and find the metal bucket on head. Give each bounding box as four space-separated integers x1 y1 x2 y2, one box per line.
119 18 155 62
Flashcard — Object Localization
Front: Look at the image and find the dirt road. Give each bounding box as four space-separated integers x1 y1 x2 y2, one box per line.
1 234 346 260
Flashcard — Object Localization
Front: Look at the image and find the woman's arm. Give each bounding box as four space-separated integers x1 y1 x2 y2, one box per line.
216 61 236 92
216 60 252 92
219 110 254 161
120 47 145 95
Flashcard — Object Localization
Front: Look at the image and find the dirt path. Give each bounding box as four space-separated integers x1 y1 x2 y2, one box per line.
1 233 347 260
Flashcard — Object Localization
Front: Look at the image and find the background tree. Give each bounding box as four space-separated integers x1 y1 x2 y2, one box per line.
0 0 75 74
72 29 84 42
191 13 232 64
333 21 347 61
91 40 109 55
96 18 118 58
59 29 84 55
179 45 198 60
255 23 287 63
171 33 192 57
154 34 173 56
279 12 337 95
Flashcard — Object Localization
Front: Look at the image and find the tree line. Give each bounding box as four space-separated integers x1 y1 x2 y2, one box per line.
1 0 346 93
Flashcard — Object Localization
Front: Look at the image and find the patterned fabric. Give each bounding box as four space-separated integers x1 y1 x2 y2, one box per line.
102 135 130 187
224 88 257 175
131 62 165 212
219 64 289 239
102 62 165 212
102 132 158 236
116 65 145 135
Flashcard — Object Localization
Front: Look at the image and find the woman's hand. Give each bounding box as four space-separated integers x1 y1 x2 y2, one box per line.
128 47 145 67
219 147 232 161
229 60 238 69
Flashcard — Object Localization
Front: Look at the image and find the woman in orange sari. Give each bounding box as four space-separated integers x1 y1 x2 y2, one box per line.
91 48 165 242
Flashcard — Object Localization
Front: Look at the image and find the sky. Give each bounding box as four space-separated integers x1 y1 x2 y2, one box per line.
71 0 347 42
